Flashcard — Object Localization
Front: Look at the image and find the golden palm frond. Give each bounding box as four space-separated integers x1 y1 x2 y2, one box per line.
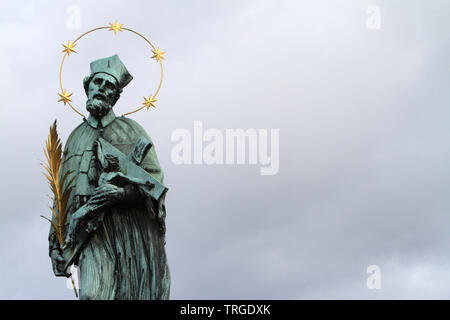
41 120 78 297
41 120 75 245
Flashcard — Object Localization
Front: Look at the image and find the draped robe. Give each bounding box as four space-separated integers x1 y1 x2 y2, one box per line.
48 110 170 299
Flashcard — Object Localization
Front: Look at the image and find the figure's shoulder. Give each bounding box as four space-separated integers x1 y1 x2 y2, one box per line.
114 116 145 131
64 120 91 150
111 116 152 140
67 120 88 138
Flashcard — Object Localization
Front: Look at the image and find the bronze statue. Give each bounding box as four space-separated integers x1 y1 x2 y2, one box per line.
48 55 170 299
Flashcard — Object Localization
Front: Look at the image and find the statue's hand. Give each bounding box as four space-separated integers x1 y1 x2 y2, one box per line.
62 216 80 250
88 183 125 207
50 249 70 277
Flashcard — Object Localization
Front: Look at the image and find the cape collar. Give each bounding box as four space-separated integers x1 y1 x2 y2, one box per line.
87 109 116 129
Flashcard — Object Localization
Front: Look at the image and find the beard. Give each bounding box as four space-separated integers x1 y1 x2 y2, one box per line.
86 97 112 119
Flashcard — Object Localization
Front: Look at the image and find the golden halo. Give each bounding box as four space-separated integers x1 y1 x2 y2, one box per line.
58 21 165 119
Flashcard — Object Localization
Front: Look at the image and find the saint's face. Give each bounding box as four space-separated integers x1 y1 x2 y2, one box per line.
87 73 118 106
86 73 119 119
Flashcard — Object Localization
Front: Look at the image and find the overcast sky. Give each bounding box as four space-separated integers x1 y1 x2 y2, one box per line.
0 0 449 299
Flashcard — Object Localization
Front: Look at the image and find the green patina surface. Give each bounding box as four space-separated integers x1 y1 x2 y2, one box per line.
48 55 170 300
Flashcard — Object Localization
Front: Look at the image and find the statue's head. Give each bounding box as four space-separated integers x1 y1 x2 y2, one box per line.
84 55 133 119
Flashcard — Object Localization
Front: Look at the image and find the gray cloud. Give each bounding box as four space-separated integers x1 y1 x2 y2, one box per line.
0 0 449 299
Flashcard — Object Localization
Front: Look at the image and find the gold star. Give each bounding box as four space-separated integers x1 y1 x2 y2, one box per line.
58 89 72 105
108 21 124 35
151 47 165 62
62 40 77 56
142 94 157 110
